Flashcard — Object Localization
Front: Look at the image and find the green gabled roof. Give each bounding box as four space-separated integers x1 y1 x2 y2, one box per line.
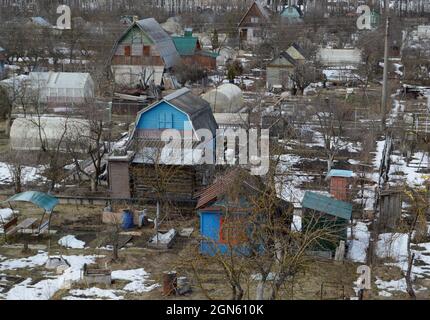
302 191 352 220
172 36 198 56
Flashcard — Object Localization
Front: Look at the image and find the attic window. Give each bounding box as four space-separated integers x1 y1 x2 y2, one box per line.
159 113 173 129
124 45 131 57
143 45 150 56
251 17 259 23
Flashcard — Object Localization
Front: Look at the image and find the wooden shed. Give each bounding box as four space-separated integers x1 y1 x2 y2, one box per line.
378 189 402 232
301 191 352 254
172 29 218 71
327 169 353 201
197 170 293 256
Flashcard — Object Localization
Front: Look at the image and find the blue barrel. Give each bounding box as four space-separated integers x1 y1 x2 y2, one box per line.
122 210 134 229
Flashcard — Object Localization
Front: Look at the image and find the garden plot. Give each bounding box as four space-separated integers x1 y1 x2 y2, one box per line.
0 251 100 300
373 232 430 296
0 249 160 300
62 268 159 300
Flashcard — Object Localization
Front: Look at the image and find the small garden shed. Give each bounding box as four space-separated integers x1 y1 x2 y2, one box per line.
301 191 352 254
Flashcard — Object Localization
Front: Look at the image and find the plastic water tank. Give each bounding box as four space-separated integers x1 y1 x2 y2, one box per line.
122 210 134 229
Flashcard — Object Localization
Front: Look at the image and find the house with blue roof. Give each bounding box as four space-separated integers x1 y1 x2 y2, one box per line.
108 88 218 214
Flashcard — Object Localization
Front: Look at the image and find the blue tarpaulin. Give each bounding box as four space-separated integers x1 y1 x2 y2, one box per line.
4 191 59 212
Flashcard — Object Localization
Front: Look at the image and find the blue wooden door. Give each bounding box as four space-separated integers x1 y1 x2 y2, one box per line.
200 211 221 255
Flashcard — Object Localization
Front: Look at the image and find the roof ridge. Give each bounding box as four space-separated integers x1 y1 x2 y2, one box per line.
164 87 190 101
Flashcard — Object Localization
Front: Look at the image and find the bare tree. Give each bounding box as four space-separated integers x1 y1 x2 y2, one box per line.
65 102 108 192
308 96 353 172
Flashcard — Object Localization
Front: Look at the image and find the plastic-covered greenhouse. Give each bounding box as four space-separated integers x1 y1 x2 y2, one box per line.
10 116 90 151
201 83 244 113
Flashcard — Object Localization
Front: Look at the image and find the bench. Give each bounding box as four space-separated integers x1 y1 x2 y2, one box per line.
37 220 50 234
4 218 39 238
16 218 38 232
3 217 18 236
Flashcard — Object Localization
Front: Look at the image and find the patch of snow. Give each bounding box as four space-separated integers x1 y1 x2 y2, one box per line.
111 268 159 293
292 215 302 232
347 222 370 263
67 288 124 300
378 290 393 297
0 162 44 185
150 229 176 244
58 235 86 249
0 252 48 271
2 253 100 300
376 233 408 261
0 208 13 221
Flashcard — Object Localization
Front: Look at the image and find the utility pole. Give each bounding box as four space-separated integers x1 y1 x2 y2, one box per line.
381 0 390 131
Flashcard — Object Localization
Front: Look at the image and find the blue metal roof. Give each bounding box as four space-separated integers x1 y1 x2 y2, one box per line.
302 191 352 220
4 191 59 212
327 169 353 178
30 17 53 28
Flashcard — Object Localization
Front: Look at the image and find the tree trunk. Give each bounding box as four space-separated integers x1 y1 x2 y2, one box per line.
405 253 416 299
90 178 97 192
327 154 334 172
14 170 22 194
5 112 11 137
255 280 266 300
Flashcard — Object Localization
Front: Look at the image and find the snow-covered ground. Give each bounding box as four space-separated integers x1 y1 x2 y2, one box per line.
0 208 13 221
347 221 370 263
58 235 86 249
112 268 160 293
0 251 159 300
0 252 99 300
64 288 124 300
0 162 44 185
373 231 430 296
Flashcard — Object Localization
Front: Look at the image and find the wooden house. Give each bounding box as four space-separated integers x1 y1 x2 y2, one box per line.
238 1 273 48
301 191 352 255
107 88 218 214
266 44 306 91
109 18 180 88
197 169 293 256
172 28 219 71
327 169 353 201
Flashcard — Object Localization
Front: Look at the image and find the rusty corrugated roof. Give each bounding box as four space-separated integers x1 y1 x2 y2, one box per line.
196 170 240 209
